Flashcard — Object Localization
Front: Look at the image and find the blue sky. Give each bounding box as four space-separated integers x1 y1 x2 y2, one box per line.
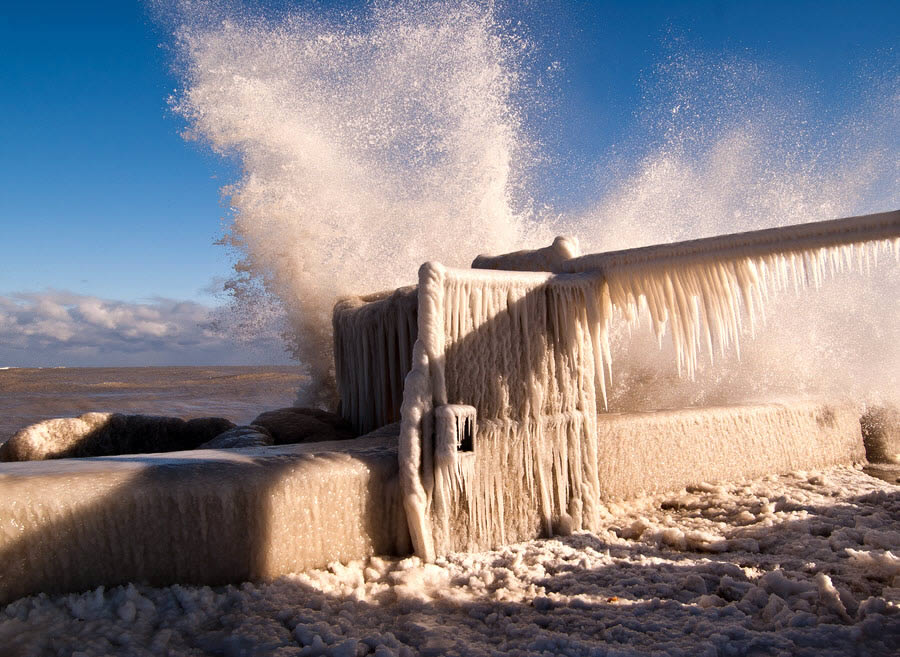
0 1 897 365
1 1 232 304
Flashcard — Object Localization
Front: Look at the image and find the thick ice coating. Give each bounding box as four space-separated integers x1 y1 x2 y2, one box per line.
472 236 582 272
561 210 900 406
333 287 418 434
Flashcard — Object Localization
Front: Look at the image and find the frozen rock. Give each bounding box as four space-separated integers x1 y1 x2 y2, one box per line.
0 413 235 461
860 404 900 463
251 408 356 445
199 425 274 449
0 412 113 461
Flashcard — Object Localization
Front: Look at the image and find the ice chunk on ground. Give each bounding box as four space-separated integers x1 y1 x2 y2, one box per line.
861 404 900 464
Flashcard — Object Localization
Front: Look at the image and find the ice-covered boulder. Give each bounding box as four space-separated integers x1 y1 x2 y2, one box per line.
0 413 235 461
0 412 113 461
199 425 274 449
250 407 356 444
860 405 900 463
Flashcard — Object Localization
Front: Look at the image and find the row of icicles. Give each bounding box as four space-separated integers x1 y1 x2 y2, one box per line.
588 237 900 409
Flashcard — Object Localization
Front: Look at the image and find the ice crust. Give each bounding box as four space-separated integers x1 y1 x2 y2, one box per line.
0 431 410 606
594 402 865 500
2 465 897 656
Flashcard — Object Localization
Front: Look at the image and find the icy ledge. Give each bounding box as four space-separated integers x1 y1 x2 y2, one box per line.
0 429 410 606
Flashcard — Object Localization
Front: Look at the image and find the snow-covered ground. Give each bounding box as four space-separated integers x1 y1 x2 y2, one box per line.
2 465 897 657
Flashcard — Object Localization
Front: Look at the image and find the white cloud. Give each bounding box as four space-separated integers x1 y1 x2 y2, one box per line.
0 290 293 366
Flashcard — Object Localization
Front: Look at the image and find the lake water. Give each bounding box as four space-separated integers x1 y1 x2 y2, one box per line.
3 365 895 485
0 366 306 443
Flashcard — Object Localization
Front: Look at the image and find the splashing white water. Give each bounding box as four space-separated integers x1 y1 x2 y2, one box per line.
167 0 547 405
569 49 900 409
165 1 898 408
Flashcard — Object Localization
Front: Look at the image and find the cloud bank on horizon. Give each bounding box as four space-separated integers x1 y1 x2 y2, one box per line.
0 290 290 367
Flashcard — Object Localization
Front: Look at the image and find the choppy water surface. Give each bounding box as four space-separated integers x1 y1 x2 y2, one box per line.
0 366 305 443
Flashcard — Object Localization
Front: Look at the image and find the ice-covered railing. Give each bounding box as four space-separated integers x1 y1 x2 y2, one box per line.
560 210 899 275
474 211 899 408
559 210 900 407
333 286 418 434
398 210 897 560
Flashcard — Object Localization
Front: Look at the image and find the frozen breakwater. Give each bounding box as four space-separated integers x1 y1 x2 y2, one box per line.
0 401 865 605
0 210 895 604
0 430 409 605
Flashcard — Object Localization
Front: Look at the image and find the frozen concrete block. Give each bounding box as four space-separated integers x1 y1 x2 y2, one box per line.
595 402 865 500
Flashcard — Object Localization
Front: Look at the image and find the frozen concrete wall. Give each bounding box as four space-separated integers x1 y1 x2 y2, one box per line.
0 430 409 605
595 401 866 500
399 264 607 559
333 287 418 434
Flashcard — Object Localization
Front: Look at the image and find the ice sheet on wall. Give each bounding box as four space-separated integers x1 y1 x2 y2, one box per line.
333 286 418 434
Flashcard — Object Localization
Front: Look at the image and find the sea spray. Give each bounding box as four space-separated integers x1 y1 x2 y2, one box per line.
569 47 899 409
166 0 547 406
164 1 898 409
